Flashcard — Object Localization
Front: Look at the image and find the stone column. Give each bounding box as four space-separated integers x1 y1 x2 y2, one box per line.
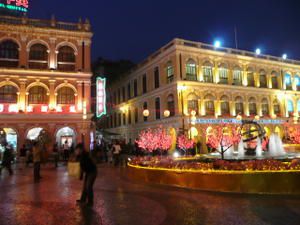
244 100 249 116
214 100 220 117
213 64 219 83
77 82 83 111
76 40 83 71
49 38 57 69
242 68 247 86
19 79 27 111
19 35 27 68
200 99 206 116
269 97 274 117
230 101 235 116
84 81 91 113
84 39 91 72
228 68 233 85
257 102 262 117
49 80 56 109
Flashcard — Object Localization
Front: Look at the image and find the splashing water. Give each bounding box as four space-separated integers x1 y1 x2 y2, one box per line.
256 137 263 158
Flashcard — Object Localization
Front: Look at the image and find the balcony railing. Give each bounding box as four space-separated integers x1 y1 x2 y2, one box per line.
0 15 91 32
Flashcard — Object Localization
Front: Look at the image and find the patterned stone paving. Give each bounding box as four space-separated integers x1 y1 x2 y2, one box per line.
0 163 300 225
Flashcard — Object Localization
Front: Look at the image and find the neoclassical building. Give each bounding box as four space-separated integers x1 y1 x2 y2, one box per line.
103 38 300 149
0 15 93 151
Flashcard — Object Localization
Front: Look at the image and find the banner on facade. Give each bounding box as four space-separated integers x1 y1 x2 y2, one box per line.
192 118 286 125
96 77 107 118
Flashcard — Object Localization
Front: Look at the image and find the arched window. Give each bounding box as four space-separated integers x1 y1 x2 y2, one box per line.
273 99 281 115
249 97 257 115
187 94 198 115
185 59 197 81
285 73 292 90
219 63 228 84
287 99 294 115
261 98 269 116
0 40 19 68
166 61 174 83
259 70 267 88
271 71 279 89
220 95 230 115
0 85 18 103
295 75 300 91
204 94 215 115
29 44 48 69
235 96 244 115
28 86 48 104
56 87 75 104
167 94 175 117
247 67 255 87
233 66 242 85
57 46 75 71
202 61 213 83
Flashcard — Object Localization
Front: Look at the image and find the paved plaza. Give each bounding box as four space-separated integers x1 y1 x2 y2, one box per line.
0 164 300 225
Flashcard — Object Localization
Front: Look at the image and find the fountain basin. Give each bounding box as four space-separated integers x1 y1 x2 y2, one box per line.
127 163 300 194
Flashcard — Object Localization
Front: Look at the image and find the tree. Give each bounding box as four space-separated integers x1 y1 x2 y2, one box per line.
177 135 194 155
202 123 241 160
136 127 172 153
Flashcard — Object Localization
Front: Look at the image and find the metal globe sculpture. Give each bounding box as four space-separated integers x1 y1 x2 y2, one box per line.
240 120 266 155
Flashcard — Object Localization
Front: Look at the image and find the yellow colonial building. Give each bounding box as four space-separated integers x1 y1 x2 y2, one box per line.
104 38 300 147
0 15 93 151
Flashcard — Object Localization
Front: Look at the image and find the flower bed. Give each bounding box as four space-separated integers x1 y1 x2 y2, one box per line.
130 156 300 172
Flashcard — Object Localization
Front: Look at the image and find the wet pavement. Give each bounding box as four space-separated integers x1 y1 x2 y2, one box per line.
0 163 300 225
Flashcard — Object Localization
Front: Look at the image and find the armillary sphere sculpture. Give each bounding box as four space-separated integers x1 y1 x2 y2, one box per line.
240 120 266 155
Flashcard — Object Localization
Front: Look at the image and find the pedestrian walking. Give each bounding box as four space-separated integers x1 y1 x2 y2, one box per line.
75 143 97 207
112 141 121 166
0 144 14 176
32 142 41 182
63 140 69 162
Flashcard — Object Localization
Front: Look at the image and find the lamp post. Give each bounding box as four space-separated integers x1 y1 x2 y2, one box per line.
178 84 187 134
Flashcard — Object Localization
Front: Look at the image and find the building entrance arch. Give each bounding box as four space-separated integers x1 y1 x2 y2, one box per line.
0 128 17 152
56 127 76 149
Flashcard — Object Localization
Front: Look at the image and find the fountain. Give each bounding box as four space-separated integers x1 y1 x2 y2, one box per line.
238 140 244 158
268 133 286 157
224 146 234 159
256 137 263 158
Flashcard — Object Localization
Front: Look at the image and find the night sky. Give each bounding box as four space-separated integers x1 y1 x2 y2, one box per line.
29 0 300 63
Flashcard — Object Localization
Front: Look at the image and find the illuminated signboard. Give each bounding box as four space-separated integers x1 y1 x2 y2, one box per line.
96 77 107 118
0 0 29 12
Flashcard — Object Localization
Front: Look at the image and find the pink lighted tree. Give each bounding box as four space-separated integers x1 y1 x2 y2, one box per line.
136 127 172 153
177 135 194 155
202 123 241 160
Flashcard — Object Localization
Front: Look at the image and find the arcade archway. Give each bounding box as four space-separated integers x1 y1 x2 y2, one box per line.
0 128 17 152
26 127 44 141
56 127 76 149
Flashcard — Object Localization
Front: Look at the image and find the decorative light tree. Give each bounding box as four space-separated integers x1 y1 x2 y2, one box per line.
177 135 194 155
136 127 172 153
202 123 241 160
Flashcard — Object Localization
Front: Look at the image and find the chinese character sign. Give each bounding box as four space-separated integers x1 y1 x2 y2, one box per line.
96 77 107 118
0 0 29 12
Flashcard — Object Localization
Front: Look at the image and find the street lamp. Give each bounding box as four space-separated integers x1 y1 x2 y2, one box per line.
214 40 221 48
164 109 170 118
255 48 261 55
143 109 150 117
178 84 187 134
282 54 287 60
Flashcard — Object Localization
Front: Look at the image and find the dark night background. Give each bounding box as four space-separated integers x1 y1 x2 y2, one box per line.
28 0 300 63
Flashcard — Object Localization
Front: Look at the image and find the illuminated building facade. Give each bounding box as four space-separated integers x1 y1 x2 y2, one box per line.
104 38 300 149
0 15 93 151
